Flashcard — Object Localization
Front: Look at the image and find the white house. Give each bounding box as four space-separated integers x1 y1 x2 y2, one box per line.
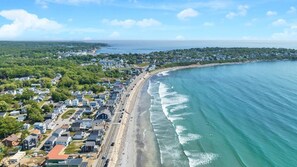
55 136 71 146
10 111 20 116
65 99 72 107
72 99 79 107
45 119 56 130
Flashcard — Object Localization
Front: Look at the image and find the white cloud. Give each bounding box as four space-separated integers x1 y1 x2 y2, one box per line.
102 18 161 28
175 35 185 40
177 8 199 20
266 11 277 16
203 22 214 27
36 0 106 6
226 5 249 19
272 24 297 40
272 19 287 26
110 31 120 38
0 9 62 39
287 6 296 14
136 18 161 27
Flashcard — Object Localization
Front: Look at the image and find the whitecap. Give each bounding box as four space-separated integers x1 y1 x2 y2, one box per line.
184 151 219 167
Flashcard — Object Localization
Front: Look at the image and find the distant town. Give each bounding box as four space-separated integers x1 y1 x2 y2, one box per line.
1 41 297 167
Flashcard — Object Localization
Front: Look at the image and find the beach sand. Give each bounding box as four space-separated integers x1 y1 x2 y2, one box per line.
119 80 161 167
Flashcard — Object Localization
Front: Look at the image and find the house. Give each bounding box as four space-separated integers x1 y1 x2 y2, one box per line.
53 128 65 137
55 136 71 146
10 110 20 116
65 99 72 107
8 151 26 164
81 141 97 152
31 83 41 87
17 115 26 122
92 120 107 131
2 134 20 147
34 122 47 134
96 110 111 122
44 136 57 151
72 109 83 120
70 122 83 132
31 129 42 139
45 113 57 120
72 99 79 107
45 119 56 130
23 123 30 130
82 100 89 107
72 132 84 140
46 145 69 162
84 107 93 115
54 103 66 115
90 101 99 109
76 94 84 102
46 158 85 167
0 112 7 117
86 130 103 145
22 135 38 150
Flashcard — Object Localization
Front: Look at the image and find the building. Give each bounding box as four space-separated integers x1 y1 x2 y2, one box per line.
96 110 111 122
54 103 66 115
72 132 84 140
22 135 38 150
82 100 89 107
52 128 65 137
55 136 71 146
81 141 97 152
46 158 85 167
10 110 20 116
46 145 69 164
2 134 20 147
8 151 26 164
45 119 56 130
65 99 72 107
86 130 103 145
44 136 57 151
72 99 79 107
0 112 7 117
33 122 47 134
90 101 99 109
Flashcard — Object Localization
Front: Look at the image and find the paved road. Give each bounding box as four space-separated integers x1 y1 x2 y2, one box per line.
95 73 146 167
35 108 78 151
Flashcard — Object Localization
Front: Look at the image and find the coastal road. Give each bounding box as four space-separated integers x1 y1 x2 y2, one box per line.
95 72 147 167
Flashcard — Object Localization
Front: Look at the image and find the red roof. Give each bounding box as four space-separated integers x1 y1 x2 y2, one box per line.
47 145 69 160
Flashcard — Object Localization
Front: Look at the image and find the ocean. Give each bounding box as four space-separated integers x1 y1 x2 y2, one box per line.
96 40 297 54
147 61 297 167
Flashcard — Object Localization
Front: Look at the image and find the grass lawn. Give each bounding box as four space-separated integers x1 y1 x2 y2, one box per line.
61 109 76 119
64 141 84 154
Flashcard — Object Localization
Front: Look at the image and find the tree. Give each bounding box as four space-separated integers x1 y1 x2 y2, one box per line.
0 101 9 112
21 130 30 141
42 104 53 113
27 106 44 123
0 117 23 138
16 89 35 101
52 91 67 102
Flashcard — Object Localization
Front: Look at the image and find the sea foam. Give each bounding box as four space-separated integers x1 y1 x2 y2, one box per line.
184 151 219 167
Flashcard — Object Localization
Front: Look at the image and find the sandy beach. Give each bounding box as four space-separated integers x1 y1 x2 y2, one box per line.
113 62 250 167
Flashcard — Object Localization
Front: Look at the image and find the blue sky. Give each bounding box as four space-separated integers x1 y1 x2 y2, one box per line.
0 0 296 40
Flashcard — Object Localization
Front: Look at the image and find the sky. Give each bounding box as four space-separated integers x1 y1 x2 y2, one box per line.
0 0 297 40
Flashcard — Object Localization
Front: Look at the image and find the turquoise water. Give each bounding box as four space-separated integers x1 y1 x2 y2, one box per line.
148 61 297 167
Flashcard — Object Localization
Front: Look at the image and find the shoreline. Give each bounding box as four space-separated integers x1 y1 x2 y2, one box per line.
113 61 255 167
